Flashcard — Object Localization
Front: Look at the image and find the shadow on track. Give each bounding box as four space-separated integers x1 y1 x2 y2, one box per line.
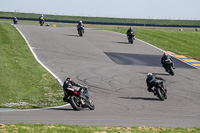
105 52 195 69
67 35 79 37
119 97 160 101
113 41 129 45
45 108 74 111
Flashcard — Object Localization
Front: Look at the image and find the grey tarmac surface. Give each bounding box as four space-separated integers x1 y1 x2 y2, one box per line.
0 25 200 128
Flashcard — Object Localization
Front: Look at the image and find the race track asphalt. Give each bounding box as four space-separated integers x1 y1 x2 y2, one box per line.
0 25 200 128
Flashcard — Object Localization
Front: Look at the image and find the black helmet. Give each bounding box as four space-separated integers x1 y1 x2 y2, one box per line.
66 77 72 81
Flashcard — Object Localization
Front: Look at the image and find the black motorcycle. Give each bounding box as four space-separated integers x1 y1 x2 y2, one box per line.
127 32 135 44
13 18 18 24
163 59 174 76
40 19 44 26
78 26 84 37
64 86 95 111
153 80 167 101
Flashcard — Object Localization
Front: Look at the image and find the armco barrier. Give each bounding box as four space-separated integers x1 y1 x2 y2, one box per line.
1 16 200 28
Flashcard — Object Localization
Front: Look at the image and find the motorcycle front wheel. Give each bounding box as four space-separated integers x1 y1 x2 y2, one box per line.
156 88 165 101
88 98 95 110
70 95 82 111
169 66 174 76
79 30 83 37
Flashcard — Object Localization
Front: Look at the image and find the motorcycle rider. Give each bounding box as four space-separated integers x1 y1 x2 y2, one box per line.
77 21 84 33
161 52 175 69
146 73 165 95
39 14 44 25
62 77 85 102
13 17 18 24
126 27 135 40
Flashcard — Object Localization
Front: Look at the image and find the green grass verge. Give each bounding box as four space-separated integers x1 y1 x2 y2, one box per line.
0 124 199 133
0 23 63 109
102 27 200 61
1 11 200 26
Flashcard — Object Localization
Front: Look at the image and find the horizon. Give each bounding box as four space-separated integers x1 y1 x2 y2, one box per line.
0 0 200 20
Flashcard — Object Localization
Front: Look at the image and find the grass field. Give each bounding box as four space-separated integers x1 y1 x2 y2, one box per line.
0 124 200 133
1 11 200 26
101 27 200 61
0 23 63 109
0 12 200 132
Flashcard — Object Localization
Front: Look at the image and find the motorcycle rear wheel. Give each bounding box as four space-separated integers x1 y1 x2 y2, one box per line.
70 95 82 111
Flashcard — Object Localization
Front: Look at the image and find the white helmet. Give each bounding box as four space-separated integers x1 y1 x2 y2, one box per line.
147 73 153 77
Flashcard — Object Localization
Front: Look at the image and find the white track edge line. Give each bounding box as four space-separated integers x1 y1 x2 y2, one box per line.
104 29 200 70
0 24 68 112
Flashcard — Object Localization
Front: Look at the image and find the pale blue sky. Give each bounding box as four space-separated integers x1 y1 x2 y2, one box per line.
0 0 199 20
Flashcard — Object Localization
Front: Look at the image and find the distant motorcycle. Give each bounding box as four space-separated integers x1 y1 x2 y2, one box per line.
127 32 135 44
40 19 44 26
163 59 175 76
13 17 18 24
78 26 84 37
63 86 95 111
153 80 167 101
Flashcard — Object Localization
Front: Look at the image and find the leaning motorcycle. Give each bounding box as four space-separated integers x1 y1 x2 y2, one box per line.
78 26 84 37
127 32 135 44
153 80 167 101
64 86 95 111
163 59 174 76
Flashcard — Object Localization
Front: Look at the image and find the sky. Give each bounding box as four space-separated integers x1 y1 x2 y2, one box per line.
0 0 200 20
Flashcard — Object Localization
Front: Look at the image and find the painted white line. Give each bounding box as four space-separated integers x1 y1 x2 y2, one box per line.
1 24 67 112
104 29 200 70
0 104 70 112
137 38 200 70
12 24 63 86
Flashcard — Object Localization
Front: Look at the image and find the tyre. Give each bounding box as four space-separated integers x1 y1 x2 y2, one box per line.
88 99 95 110
70 95 82 111
169 66 174 76
131 39 133 44
156 88 165 101
79 30 83 37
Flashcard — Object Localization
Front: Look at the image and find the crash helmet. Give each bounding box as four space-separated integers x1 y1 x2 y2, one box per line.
163 52 168 56
147 73 153 78
129 27 132 30
66 77 72 81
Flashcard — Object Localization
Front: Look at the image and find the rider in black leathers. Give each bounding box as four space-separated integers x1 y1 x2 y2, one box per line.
62 77 84 102
39 14 44 25
77 21 84 33
146 73 165 95
161 52 175 69
126 27 135 39
13 17 18 24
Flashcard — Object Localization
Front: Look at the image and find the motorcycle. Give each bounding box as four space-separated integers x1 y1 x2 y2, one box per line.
127 32 135 44
163 59 175 76
40 19 44 26
153 80 167 101
78 26 84 37
63 86 95 111
13 18 18 24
